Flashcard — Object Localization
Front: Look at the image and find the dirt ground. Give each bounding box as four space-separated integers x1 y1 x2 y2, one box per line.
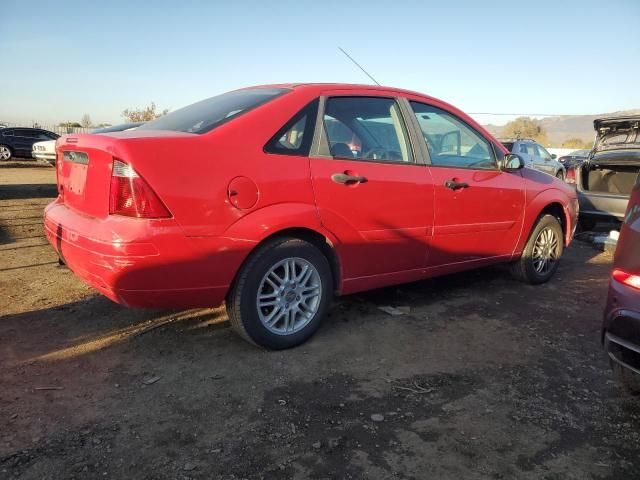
1 167 639 480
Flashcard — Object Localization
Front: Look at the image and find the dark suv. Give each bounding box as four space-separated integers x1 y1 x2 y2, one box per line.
0 127 59 160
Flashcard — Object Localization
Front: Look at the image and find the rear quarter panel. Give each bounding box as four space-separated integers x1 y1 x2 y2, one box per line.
121 88 322 238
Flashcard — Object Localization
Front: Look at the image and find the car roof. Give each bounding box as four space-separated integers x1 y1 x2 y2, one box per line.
243 83 444 102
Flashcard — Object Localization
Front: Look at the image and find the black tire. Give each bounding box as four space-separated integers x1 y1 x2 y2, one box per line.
510 214 563 284
611 361 640 395
0 144 13 161
555 170 565 181
226 237 333 350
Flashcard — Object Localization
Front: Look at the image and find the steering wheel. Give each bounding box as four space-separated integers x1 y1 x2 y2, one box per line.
363 147 388 160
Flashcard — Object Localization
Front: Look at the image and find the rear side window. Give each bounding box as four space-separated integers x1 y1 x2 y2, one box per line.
2 129 13 136
264 100 319 156
137 88 289 135
520 143 535 156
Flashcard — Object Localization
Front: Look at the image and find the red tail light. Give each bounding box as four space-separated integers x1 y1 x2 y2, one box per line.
613 269 640 290
109 160 171 218
565 167 576 184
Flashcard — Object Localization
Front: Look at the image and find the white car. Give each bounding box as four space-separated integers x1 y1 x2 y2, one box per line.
31 121 145 166
32 139 56 165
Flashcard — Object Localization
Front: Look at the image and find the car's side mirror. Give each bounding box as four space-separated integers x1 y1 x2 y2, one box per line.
551 153 557 160
500 154 525 171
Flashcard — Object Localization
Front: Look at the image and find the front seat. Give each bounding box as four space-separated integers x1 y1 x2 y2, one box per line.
330 142 353 158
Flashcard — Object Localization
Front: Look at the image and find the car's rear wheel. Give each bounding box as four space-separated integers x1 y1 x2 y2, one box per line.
226 237 333 350
611 361 640 395
510 214 563 284
0 145 12 161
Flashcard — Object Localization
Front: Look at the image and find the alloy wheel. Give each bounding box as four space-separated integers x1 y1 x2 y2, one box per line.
532 227 560 275
0 146 11 160
256 257 322 335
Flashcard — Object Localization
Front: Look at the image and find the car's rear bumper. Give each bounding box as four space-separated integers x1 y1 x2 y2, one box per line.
602 278 640 375
578 190 629 221
44 199 249 308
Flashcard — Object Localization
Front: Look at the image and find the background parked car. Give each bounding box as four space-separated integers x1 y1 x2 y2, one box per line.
558 148 591 169
500 138 566 180
603 178 640 393
31 141 57 165
32 122 145 166
570 116 640 230
0 127 59 160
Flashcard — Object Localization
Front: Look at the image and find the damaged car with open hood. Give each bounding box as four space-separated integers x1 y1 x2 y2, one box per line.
570 116 640 230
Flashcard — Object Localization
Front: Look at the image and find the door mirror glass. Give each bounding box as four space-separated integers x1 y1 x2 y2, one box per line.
502 154 524 171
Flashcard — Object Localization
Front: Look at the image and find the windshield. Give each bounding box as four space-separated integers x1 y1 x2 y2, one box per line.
137 88 289 134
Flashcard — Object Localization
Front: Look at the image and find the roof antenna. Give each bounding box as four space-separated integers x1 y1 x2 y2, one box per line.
338 47 380 86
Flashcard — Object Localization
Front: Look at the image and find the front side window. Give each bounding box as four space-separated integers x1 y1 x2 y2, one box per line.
137 88 289 135
37 131 57 140
535 144 551 160
410 102 494 169
323 97 412 163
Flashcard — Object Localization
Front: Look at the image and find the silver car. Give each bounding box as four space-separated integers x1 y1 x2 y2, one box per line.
500 138 566 180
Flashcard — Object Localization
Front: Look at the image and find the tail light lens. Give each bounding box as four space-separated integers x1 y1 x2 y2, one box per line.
565 167 576 184
613 269 640 290
109 159 171 218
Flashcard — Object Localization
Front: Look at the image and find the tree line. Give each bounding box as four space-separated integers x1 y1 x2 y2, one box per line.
58 103 169 129
499 116 592 149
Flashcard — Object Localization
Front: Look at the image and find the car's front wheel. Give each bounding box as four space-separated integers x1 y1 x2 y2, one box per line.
226 237 333 349
510 214 564 284
0 145 13 161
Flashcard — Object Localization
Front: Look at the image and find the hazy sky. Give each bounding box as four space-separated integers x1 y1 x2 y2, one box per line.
1 0 639 127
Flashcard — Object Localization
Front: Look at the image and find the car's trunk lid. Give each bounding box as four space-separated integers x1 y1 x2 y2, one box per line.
594 116 640 153
56 134 122 218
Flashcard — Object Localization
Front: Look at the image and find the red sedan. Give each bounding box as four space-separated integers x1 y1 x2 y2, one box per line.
44 84 578 349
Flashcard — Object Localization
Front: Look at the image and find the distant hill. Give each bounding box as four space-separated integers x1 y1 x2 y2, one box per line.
484 109 640 147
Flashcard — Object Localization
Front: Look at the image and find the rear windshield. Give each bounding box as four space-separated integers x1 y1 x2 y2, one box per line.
137 88 289 134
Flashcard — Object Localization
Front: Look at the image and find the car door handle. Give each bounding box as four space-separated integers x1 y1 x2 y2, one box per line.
444 179 469 190
331 173 367 184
